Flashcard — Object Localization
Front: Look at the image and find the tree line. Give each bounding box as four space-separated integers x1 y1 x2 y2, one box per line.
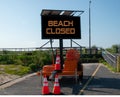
106 44 120 54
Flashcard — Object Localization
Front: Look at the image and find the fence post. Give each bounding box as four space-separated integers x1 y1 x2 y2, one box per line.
117 56 120 72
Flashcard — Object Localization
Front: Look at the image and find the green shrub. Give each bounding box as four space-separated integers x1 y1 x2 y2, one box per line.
32 50 52 68
29 63 40 72
80 54 102 63
0 50 53 72
14 59 23 65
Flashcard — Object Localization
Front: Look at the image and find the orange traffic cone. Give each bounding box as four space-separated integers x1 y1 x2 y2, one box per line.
55 55 61 70
52 74 61 94
42 75 50 95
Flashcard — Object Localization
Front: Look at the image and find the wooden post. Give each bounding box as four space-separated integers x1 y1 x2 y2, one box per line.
117 56 120 72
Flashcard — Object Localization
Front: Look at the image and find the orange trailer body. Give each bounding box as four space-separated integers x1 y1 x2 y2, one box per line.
41 49 83 79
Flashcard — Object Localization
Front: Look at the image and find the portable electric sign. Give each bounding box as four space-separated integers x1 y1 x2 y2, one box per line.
41 15 81 39
40 9 84 83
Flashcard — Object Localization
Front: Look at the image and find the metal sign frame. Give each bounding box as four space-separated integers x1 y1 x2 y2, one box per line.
40 9 84 70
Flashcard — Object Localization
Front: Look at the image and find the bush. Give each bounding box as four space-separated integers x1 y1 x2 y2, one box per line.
32 50 52 68
14 59 23 65
80 54 102 63
0 50 53 73
19 55 33 66
29 63 40 72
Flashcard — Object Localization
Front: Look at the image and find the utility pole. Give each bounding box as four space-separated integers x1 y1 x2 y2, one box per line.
89 0 92 54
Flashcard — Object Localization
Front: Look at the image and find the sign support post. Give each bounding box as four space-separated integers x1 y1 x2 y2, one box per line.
60 39 63 70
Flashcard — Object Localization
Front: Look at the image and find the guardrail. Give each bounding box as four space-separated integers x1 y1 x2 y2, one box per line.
102 50 117 68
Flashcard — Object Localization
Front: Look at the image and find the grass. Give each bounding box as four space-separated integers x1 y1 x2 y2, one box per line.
0 64 31 76
99 58 117 72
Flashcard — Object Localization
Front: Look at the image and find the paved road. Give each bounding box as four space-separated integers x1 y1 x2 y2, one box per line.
0 63 120 95
83 64 120 95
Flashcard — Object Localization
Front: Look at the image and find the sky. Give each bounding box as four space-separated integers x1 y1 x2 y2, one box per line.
0 0 120 49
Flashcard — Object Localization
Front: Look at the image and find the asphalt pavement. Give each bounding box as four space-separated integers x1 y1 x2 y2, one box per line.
83 64 120 95
0 63 120 95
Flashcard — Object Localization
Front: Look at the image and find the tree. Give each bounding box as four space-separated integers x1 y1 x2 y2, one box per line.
112 45 119 53
106 44 119 53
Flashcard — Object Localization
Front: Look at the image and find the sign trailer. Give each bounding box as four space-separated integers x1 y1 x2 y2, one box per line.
41 9 84 70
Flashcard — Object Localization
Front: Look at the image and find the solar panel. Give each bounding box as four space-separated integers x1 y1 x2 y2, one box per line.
62 11 73 16
41 9 84 16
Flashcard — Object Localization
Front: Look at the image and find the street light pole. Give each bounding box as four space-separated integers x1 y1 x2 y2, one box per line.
89 0 92 54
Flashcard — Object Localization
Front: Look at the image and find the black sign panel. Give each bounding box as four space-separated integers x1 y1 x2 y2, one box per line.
41 15 81 39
